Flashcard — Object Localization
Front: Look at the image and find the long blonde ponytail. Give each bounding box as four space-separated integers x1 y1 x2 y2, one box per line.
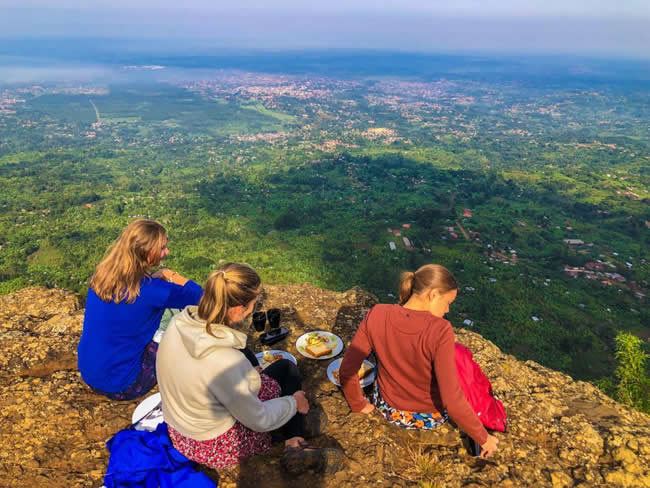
198 263 261 335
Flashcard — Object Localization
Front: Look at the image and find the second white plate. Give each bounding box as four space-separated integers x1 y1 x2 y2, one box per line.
326 358 376 387
255 350 298 369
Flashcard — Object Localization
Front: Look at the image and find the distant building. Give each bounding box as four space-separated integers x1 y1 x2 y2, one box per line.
563 239 585 246
389 242 396 251
585 262 605 271
402 237 411 247
402 223 411 229
463 208 472 218
564 265 583 277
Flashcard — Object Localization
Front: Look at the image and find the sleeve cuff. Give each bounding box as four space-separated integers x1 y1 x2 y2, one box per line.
184 280 202 291
184 280 204 302
286 395 298 417
475 429 489 446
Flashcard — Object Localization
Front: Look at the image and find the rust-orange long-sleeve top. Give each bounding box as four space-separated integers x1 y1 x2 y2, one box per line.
340 304 488 445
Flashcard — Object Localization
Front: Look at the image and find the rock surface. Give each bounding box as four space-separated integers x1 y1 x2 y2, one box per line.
1 285 649 487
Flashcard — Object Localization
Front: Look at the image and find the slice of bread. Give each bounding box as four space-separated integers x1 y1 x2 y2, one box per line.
306 342 332 358
358 362 374 379
333 363 373 384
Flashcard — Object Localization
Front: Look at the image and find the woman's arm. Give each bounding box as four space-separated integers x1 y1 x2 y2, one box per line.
214 357 298 432
340 308 374 412
153 277 203 309
433 323 489 445
152 268 189 286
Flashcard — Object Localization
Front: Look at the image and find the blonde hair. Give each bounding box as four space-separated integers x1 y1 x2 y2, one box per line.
198 263 261 335
398 264 457 305
89 220 167 304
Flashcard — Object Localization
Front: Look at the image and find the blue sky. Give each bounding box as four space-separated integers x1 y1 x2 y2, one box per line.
1 1 649 57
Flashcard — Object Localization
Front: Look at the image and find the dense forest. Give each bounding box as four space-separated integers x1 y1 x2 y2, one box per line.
0 55 648 404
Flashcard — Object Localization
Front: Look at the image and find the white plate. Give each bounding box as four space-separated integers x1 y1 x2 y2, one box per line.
255 350 298 369
296 331 343 360
131 392 162 425
327 358 376 387
152 329 165 344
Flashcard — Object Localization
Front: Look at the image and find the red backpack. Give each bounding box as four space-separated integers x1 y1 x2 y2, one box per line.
454 343 507 432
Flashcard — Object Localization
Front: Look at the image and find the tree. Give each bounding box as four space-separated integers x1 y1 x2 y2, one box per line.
614 332 650 413
273 209 302 231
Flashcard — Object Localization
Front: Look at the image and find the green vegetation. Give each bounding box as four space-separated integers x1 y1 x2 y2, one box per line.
242 103 297 122
0 63 648 407
615 333 650 413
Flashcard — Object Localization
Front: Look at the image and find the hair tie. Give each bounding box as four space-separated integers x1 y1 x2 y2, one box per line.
216 270 227 280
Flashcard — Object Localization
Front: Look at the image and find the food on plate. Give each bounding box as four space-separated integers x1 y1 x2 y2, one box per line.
305 333 330 346
305 342 333 358
303 333 334 357
262 351 284 364
332 362 374 383
357 362 374 379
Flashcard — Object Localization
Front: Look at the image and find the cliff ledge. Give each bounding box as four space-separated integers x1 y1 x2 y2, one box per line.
1 285 649 487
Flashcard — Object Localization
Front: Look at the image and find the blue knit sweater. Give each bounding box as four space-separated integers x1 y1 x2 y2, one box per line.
78 277 203 392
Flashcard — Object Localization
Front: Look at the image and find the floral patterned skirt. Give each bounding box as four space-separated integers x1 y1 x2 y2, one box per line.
168 374 282 470
92 341 159 401
370 383 449 430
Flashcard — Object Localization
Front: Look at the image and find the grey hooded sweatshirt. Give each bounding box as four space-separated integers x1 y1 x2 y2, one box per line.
156 306 297 441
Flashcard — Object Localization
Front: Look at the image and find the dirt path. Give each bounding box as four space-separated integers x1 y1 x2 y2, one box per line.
455 219 470 241
89 99 101 125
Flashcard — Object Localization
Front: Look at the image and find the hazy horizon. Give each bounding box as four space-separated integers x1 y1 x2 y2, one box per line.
1 1 649 59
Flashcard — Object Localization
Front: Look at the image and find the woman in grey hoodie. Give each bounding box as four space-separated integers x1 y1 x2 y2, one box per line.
156 262 342 473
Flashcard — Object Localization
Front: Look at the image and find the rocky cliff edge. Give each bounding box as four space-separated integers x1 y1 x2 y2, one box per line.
1 285 649 488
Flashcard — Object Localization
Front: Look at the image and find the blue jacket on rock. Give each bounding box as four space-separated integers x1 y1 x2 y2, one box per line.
104 422 216 488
